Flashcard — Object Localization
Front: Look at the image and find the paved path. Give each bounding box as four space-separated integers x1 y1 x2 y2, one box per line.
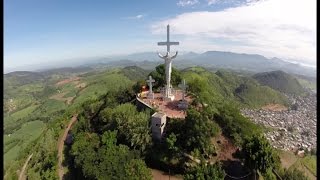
18 153 33 180
57 114 78 180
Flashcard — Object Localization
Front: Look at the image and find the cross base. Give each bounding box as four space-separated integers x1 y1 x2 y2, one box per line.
163 95 175 101
147 92 154 99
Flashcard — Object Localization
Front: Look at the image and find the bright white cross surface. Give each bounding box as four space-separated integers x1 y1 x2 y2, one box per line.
157 24 180 101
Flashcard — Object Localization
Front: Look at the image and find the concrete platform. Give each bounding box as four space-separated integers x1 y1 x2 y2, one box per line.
141 90 192 119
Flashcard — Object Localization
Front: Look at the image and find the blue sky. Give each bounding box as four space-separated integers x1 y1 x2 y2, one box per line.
4 0 316 71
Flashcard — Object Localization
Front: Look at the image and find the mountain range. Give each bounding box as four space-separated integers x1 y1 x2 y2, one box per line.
115 51 316 77
5 51 316 78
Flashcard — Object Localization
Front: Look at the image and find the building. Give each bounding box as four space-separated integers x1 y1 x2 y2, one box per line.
151 112 167 141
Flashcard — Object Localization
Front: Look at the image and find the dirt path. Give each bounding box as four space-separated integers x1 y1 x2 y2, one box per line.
55 77 80 86
151 169 182 180
57 114 78 180
18 153 33 180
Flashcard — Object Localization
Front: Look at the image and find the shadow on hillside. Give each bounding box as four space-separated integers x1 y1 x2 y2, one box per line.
62 134 86 180
220 149 255 180
221 159 254 180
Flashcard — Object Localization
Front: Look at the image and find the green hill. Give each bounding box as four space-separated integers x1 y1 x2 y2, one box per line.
253 70 304 95
4 65 303 180
3 67 134 169
182 68 289 108
121 66 150 81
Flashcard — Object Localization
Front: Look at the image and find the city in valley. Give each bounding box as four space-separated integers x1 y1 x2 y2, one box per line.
241 90 317 153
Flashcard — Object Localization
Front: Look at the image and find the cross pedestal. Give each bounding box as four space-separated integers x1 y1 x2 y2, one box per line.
178 79 188 110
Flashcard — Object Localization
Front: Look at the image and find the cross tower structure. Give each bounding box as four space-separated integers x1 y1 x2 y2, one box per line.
157 24 179 101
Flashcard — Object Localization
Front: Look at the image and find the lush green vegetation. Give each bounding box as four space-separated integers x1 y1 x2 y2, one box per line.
278 168 310 180
253 70 305 95
149 64 182 89
296 77 316 90
183 68 289 109
242 134 281 173
71 131 152 179
301 155 317 176
184 162 225 180
4 121 45 166
4 65 308 180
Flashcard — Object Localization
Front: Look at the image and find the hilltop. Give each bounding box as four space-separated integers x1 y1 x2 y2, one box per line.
3 65 312 180
253 70 305 95
182 67 289 108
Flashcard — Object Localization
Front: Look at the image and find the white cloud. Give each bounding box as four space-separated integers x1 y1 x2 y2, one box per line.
207 0 218 5
152 0 316 65
125 14 145 20
177 0 199 7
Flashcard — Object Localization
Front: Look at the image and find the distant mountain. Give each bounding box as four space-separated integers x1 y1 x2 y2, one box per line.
39 66 94 76
4 71 45 86
5 51 315 78
115 51 315 78
253 70 304 95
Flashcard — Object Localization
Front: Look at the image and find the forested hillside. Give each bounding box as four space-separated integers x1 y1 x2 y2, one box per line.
253 70 305 95
4 65 308 180
182 67 289 108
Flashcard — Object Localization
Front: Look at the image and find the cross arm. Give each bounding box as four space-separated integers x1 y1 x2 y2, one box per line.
157 42 179 46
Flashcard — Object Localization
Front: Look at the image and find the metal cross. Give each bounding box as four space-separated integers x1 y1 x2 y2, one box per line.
157 24 179 52
146 76 155 93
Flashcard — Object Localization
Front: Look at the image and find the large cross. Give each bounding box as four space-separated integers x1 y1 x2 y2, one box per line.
157 25 179 52
146 76 155 93
178 79 188 100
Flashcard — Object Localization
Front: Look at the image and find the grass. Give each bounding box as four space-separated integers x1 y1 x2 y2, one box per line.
41 99 67 114
289 159 316 180
297 78 316 90
60 82 79 95
19 83 45 93
6 95 36 113
278 150 316 179
277 149 298 169
72 73 132 106
4 105 39 125
4 105 40 133
4 120 45 167
301 155 316 176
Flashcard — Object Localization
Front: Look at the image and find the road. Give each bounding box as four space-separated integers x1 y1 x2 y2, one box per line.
18 153 33 180
57 114 78 180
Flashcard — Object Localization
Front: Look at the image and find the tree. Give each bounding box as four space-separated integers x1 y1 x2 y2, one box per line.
242 134 280 173
71 130 152 180
181 108 219 156
165 133 179 158
71 132 101 179
132 79 147 94
184 162 225 180
148 64 182 89
99 103 152 154
124 159 152 180
127 112 152 153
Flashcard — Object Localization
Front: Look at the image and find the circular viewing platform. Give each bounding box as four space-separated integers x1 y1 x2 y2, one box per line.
139 90 192 119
